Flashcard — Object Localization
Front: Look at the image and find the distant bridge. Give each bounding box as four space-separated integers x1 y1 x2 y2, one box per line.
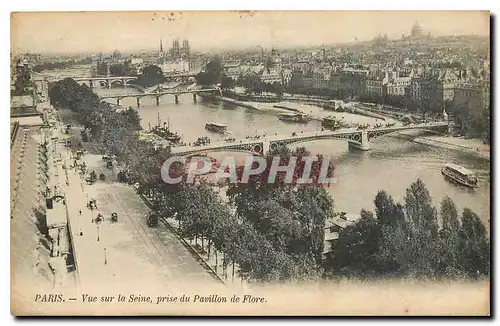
99 88 220 106
47 71 199 88
170 122 450 155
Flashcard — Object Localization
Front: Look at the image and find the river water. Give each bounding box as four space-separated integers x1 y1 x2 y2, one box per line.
47 68 491 227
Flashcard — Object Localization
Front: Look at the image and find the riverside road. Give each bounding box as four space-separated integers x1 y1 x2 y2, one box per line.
57 117 222 296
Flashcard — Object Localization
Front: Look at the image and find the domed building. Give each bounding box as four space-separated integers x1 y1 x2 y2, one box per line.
411 21 423 39
402 21 432 41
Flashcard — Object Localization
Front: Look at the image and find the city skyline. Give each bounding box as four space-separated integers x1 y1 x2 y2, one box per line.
11 11 489 55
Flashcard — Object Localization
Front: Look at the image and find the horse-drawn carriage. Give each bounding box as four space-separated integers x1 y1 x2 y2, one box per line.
95 213 104 224
102 155 114 169
87 198 97 210
147 211 159 228
85 170 97 184
92 211 118 223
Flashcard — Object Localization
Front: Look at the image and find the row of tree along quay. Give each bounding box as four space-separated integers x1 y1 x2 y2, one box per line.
49 75 489 284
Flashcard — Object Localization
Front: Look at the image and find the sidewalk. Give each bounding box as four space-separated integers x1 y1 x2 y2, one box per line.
164 216 245 287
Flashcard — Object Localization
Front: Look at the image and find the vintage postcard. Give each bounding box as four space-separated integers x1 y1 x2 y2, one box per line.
10 11 490 316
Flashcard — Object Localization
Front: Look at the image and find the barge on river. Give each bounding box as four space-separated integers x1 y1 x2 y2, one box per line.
278 113 311 123
205 122 228 134
441 163 478 188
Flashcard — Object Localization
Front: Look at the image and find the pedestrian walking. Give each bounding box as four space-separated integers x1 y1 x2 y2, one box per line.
79 209 82 216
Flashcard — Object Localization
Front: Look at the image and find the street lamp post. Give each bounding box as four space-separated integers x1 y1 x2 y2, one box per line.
97 225 100 242
104 248 107 265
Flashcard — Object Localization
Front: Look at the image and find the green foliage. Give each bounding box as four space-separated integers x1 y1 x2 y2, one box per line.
458 208 490 278
196 57 223 86
109 63 136 77
325 179 490 280
120 107 142 130
33 57 92 73
220 75 235 89
13 66 33 96
326 209 380 278
438 196 461 276
225 146 334 282
234 75 284 96
133 65 166 87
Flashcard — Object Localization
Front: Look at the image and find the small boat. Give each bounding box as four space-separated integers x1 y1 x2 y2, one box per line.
278 113 311 123
194 136 211 147
321 116 348 130
441 163 478 188
205 122 228 134
322 101 343 111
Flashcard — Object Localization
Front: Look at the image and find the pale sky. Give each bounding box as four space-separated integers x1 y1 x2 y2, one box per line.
11 11 490 54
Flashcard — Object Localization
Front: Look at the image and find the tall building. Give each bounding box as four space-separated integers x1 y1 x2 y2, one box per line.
180 39 190 58
159 39 164 58
171 39 180 57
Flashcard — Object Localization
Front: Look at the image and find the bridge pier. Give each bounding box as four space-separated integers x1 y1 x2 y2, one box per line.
174 95 179 104
136 97 141 107
89 80 93 89
193 93 197 103
348 130 370 151
116 98 121 106
156 96 160 106
106 81 111 89
262 141 270 156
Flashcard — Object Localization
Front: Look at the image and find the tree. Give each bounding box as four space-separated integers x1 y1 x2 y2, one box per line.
271 81 284 96
13 65 33 96
195 57 223 86
403 179 440 277
120 107 142 130
133 65 165 87
109 63 136 77
220 75 236 89
327 209 380 278
438 196 461 276
324 179 489 281
458 208 490 278
404 179 438 237
226 146 334 282
374 191 401 227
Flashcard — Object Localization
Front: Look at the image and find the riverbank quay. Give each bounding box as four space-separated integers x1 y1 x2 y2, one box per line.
397 130 490 160
198 93 259 110
414 136 490 160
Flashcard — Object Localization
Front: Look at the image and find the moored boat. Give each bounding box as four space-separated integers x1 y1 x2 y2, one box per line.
149 113 181 144
441 163 478 188
193 136 211 146
205 122 228 134
278 113 311 123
